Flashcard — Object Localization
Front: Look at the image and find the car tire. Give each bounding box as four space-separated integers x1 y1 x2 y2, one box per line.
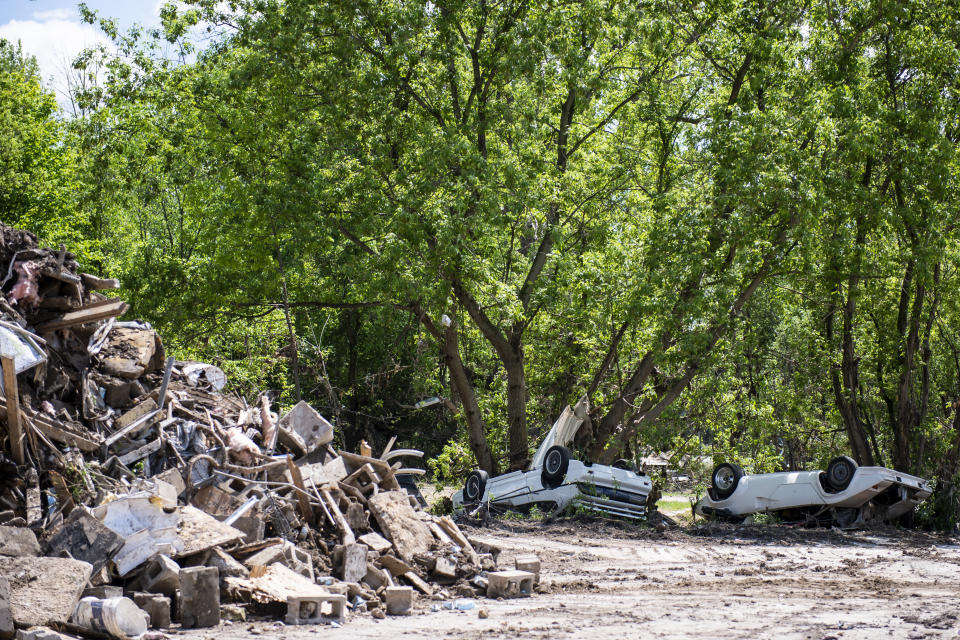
463 470 489 502
541 445 571 489
711 463 744 500
825 456 857 492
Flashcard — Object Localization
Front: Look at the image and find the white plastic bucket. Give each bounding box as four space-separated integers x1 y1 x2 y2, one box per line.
73 596 148 639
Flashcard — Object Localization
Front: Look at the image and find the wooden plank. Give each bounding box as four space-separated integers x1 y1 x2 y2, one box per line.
30 417 100 452
118 438 162 466
437 516 481 566
35 299 128 332
105 409 160 447
1 356 23 464
115 398 158 429
286 456 315 526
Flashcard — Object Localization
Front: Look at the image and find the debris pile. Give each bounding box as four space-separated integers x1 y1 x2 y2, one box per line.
0 225 535 639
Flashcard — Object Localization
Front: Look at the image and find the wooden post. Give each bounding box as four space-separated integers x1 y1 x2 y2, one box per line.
1 356 24 465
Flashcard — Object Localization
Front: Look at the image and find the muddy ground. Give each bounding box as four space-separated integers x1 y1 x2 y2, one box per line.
183 518 960 640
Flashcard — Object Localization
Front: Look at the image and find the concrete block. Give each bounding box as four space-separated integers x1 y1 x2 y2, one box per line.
0 527 40 558
131 593 171 629
362 563 390 590
431 557 457 581
139 554 180 595
341 543 368 584
179 566 219 628
384 586 413 615
486 570 535 598
285 594 347 625
514 554 541 584
280 401 334 452
0 577 13 640
244 541 312 581
225 516 264 543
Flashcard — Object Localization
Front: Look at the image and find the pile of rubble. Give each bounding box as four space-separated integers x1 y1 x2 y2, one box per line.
0 225 539 640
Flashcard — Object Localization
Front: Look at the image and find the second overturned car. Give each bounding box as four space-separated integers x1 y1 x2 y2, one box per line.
453 401 653 519
695 456 932 526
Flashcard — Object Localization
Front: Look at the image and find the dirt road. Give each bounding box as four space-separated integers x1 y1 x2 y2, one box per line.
189 519 960 640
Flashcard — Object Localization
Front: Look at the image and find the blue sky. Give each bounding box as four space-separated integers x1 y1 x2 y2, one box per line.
0 1 166 102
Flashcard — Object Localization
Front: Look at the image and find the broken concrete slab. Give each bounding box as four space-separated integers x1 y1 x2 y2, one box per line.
14 629 70 640
177 505 245 557
0 528 39 558
358 532 392 554
99 327 158 379
224 563 331 606
93 495 182 575
0 577 13 640
45 509 123 574
367 491 433 562
0 556 92 627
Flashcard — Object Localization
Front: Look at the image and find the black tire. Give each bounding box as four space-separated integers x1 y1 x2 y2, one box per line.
825 455 857 492
711 463 744 500
612 458 633 470
463 470 489 502
541 445 571 488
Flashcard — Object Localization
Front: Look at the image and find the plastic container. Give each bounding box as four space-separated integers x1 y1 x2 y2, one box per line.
73 596 148 639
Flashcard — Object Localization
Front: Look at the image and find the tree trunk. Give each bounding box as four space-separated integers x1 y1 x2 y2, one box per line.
442 319 497 475
503 348 529 470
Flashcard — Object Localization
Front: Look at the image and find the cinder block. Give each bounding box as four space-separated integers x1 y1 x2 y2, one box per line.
384 586 413 615
139 554 180 595
179 566 219 628
486 570 535 598
131 592 171 629
284 594 347 624
0 577 13 640
244 541 312 581
514 554 541 584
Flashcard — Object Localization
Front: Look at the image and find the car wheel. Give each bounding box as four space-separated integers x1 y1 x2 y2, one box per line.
825 456 857 492
463 470 489 502
711 463 744 500
541 445 571 488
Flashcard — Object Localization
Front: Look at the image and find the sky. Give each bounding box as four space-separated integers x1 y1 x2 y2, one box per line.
0 1 167 105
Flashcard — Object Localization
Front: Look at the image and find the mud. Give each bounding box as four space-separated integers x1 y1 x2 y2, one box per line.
183 518 960 640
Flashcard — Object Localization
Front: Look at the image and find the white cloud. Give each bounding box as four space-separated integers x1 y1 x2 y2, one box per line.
0 13 110 108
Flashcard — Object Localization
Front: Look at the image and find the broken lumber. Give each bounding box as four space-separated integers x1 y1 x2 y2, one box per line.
35 299 128 332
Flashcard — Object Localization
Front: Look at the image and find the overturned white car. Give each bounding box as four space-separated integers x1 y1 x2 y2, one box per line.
695 456 932 526
453 401 653 519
